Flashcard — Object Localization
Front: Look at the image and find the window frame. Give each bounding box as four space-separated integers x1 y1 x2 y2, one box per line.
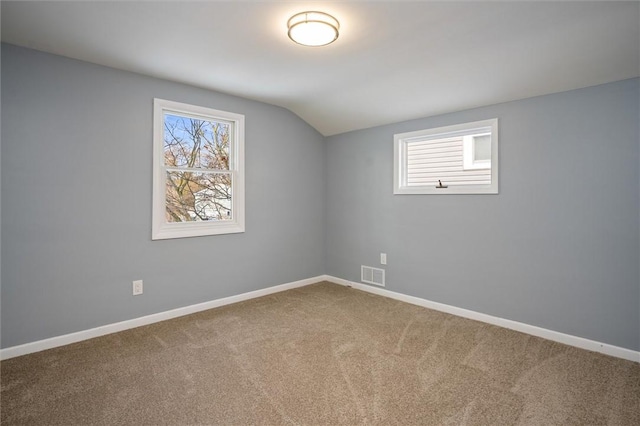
152 98 245 240
393 118 499 195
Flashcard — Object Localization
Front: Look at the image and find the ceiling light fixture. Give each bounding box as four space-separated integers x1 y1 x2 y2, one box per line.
287 11 340 47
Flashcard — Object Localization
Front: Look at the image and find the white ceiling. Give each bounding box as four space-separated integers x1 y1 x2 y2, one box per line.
2 1 639 136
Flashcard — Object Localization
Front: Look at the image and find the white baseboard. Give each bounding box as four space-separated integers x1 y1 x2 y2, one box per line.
3 275 638 363
0 276 323 360
323 275 640 363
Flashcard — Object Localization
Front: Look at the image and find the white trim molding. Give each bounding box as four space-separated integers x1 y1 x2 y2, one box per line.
0 276 322 360
323 275 640 363
2 275 638 363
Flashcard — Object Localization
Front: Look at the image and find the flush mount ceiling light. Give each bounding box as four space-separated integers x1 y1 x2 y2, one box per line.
287 11 340 47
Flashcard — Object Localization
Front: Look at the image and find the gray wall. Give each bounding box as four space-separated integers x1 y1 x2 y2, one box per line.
1 44 326 348
325 78 640 351
2 44 639 353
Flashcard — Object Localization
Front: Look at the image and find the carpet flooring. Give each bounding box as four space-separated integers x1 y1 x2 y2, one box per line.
1 282 639 425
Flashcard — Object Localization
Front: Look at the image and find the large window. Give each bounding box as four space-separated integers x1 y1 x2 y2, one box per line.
394 118 498 195
152 99 244 240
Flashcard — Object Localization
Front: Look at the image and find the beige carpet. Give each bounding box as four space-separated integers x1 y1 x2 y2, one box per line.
1 282 639 425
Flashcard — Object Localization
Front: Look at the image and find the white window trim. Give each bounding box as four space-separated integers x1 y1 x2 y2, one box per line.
152 98 245 240
393 118 499 195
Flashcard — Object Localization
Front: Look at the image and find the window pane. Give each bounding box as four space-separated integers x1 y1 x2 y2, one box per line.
473 135 491 161
163 113 230 170
165 171 232 222
406 137 491 186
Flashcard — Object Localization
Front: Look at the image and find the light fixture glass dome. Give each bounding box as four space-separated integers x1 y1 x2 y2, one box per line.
288 11 339 47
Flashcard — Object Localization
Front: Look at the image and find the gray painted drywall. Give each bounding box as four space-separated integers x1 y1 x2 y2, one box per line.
2 43 638 354
1 44 326 348
326 78 640 351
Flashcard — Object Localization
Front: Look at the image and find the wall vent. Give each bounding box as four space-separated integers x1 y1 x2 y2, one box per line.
361 265 385 287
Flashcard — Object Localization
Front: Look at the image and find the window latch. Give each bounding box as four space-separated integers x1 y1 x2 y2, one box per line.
436 180 448 189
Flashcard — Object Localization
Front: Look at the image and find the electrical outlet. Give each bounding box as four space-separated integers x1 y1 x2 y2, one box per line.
380 253 387 265
133 280 143 295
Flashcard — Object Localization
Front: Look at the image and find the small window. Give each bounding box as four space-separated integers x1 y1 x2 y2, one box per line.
152 99 245 240
394 119 498 194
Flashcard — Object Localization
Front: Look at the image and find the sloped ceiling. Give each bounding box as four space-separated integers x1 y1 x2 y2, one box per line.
2 1 639 136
